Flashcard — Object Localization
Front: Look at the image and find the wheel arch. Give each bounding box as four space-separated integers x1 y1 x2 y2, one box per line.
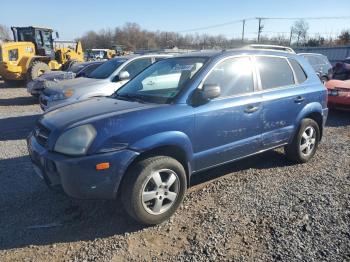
25 56 50 72
116 132 194 197
295 103 324 141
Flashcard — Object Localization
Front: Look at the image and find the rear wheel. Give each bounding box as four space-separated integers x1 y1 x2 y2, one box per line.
27 61 50 81
121 156 187 225
285 118 320 163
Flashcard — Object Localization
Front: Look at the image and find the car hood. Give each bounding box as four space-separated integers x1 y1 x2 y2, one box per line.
44 77 108 93
39 71 76 81
40 97 158 130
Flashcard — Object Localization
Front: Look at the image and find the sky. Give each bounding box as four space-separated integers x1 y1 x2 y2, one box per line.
1 0 350 41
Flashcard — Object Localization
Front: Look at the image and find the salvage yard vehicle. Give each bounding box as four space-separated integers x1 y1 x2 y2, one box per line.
299 53 333 83
27 49 328 225
0 26 84 84
325 79 350 110
27 61 104 97
86 49 116 60
39 54 171 110
333 58 350 80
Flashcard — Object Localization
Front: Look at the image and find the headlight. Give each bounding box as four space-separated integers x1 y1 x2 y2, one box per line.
54 124 97 155
51 88 74 101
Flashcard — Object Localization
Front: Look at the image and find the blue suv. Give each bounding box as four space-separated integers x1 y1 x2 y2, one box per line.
27 49 328 225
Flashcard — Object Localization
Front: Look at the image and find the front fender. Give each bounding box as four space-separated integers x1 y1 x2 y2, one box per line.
129 131 194 168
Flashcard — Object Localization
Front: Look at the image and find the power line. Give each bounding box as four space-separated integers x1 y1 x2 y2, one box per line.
257 16 350 20
177 16 350 34
177 18 255 33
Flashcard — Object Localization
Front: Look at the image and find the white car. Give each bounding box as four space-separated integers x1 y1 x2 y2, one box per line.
39 54 171 111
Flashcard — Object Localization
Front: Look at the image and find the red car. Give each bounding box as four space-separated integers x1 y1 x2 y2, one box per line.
325 79 350 110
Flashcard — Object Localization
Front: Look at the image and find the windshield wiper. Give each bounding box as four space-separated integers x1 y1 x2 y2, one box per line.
113 93 146 103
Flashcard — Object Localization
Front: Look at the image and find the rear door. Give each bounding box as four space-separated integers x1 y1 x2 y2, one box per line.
254 55 307 149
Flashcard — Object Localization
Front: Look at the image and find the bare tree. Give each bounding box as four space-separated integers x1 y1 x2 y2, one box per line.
337 30 350 45
291 19 309 46
76 21 350 51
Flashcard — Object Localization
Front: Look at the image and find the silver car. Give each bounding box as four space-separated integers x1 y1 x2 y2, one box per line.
27 61 104 97
39 54 171 110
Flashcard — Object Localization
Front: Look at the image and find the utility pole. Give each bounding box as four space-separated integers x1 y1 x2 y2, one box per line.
241 19 245 43
257 18 264 43
289 29 293 46
297 31 301 46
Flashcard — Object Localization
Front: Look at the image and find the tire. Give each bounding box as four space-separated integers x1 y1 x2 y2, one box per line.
121 156 187 225
285 118 320 163
27 61 50 81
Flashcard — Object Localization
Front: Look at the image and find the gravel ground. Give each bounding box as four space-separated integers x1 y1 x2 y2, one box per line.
0 80 349 261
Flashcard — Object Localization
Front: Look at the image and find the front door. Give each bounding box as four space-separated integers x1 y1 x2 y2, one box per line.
193 56 263 171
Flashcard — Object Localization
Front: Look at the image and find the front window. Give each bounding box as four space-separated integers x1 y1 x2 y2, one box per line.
87 59 125 79
40 31 53 49
114 57 207 104
203 57 254 97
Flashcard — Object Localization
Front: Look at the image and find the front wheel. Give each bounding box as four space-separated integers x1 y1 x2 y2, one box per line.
121 156 187 225
285 118 320 163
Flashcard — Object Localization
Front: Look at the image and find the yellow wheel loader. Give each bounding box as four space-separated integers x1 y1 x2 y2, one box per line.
0 26 84 84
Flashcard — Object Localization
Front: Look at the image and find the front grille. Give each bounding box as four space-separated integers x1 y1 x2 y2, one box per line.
34 123 51 148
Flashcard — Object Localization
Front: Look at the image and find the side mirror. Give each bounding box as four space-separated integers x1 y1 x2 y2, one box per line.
117 71 130 81
55 32 59 39
202 84 221 100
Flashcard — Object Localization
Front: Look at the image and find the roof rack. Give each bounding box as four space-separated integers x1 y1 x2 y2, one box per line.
245 44 296 54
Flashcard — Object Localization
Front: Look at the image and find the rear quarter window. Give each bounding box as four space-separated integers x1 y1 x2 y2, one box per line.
256 56 295 90
288 59 307 84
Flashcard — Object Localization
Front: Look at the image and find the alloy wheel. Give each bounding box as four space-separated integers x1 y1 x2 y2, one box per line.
141 169 180 215
300 126 316 156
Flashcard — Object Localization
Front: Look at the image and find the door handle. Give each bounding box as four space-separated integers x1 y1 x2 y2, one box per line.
294 96 305 103
244 105 259 113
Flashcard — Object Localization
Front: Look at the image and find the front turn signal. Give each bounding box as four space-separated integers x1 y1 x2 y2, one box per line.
96 162 110 170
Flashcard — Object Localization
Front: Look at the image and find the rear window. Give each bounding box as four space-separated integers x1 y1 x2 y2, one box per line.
288 59 307 84
256 56 295 90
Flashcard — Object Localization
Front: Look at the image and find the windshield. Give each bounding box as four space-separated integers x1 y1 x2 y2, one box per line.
114 57 207 104
87 59 125 79
68 63 86 73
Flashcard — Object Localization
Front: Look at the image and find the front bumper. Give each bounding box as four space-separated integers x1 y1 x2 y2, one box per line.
27 133 139 199
27 81 44 96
